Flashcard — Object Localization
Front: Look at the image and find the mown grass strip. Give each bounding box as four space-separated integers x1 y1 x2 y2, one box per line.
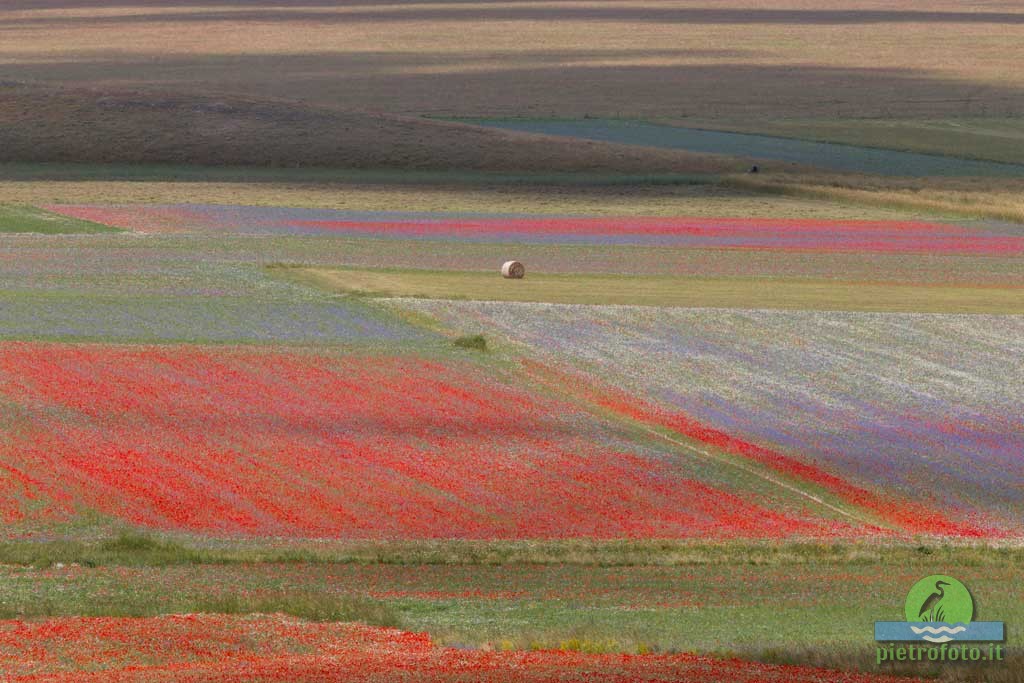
280 266 1024 314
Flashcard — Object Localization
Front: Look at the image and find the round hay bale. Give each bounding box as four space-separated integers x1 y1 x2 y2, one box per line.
501 261 525 279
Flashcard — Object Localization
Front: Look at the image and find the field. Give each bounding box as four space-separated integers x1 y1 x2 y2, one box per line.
0 165 927 220
0 84 740 173
4 202 1020 544
463 120 1024 177
42 205 1024 252
0 546 1021 676
0 615 925 683
3 0 1024 680
0 539 1020 680
2 342 869 539
0 204 116 234
3 1 1023 120
2 189 1023 680
673 118 1024 165
389 301 1024 534
291 267 1024 314
39 202 1024 311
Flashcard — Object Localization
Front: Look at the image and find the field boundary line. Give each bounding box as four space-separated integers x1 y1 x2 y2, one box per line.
375 299 889 530
632 421 883 529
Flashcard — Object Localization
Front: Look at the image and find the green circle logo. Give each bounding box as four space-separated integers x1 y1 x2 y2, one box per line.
904 575 974 624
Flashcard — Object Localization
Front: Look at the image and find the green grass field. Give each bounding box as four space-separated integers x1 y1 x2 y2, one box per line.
464 118 1024 177
281 266 1024 314
679 118 1024 165
0 533 1019 680
0 204 119 234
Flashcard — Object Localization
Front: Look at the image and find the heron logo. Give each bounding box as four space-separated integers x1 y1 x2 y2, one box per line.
874 575 1004 644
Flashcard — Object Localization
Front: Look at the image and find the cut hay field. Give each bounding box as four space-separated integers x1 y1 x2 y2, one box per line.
34 202 1024 312
291 267 1024 314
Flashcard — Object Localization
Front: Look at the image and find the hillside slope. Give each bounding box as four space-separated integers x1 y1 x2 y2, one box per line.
0 85 745 172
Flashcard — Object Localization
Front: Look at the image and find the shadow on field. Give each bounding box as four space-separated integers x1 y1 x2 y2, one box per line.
0 84 750 171
0 47 763 72
4 56 1022 119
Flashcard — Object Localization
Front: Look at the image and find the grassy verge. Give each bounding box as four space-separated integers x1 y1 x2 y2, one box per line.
2 531 1022 568
276 265 1024 314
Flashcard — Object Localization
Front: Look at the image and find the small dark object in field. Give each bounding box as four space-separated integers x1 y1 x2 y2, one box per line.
501 260 525 279
454 335 488 351
749 165 759 173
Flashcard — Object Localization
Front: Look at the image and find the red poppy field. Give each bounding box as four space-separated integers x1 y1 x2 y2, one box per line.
45 204 1024 255
5 0 1024 677
2 199 1020 681
0 342 867 539
0 614 922 683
